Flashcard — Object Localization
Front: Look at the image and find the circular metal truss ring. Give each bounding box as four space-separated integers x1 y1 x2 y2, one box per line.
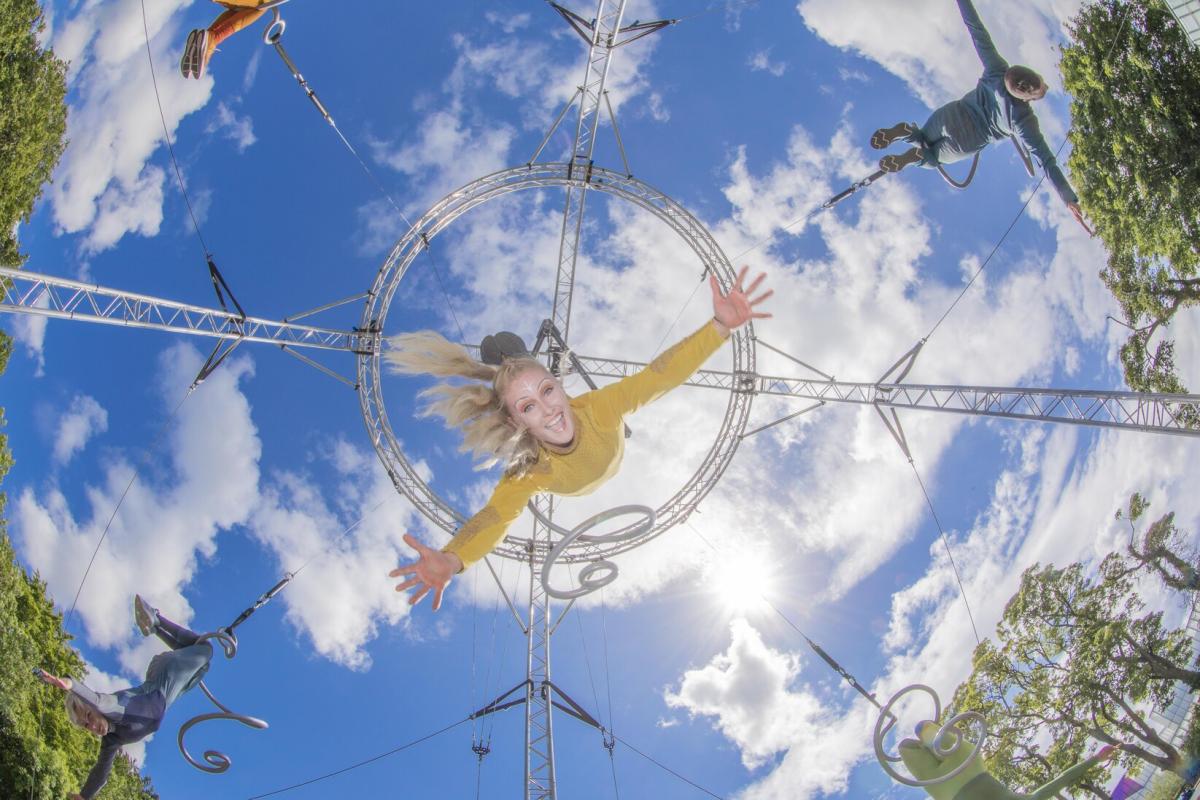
358 162 756 564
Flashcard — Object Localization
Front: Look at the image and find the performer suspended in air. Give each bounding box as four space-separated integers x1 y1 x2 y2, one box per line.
180 0 283 79
897 718 1122 799
36 597 215 800
387 267 773 610
870 0 1092 234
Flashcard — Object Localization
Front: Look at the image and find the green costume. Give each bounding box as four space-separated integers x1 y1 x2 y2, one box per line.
899 720 1108 800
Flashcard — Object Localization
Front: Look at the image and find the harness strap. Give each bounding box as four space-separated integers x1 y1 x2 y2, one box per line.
935 151 982 189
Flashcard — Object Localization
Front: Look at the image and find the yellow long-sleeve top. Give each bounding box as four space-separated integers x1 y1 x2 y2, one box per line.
444 320 728 569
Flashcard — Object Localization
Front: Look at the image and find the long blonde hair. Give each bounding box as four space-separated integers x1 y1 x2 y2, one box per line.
384 330 546 476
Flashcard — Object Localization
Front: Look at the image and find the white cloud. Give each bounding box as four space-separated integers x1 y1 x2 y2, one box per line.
373 103 517 210
665 618 829 769
797 0 1081 117
484 10 532 34
748 48 787 77
14 343 260 657
246 439 432 670
698 422 1200 799
366 4 667 217
641 90 670 123
13 343 476 677
8 290 49 375
206 102 257 153
49 0 215 254
837 67 869 83
368 95 1119 621
53 394 109 465
242 47 263 94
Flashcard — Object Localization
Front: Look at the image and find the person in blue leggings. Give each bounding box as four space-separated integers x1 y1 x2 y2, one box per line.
871 0 1092 234
37 596 214 800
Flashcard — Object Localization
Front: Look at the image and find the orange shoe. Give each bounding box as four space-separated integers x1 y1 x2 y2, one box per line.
179 29 216 79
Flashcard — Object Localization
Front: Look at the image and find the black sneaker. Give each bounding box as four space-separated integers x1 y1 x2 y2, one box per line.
879 147 923 173
871 122 917 150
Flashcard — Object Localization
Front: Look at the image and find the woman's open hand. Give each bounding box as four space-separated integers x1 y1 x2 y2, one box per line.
711 265 772 335
35 668 70 692
1066 201 1094 237
389 534 462 612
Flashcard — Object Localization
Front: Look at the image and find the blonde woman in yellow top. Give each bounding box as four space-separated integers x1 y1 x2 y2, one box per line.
387 267 772 611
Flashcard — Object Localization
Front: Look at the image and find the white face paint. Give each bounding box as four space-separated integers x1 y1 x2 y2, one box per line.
503 367 576 446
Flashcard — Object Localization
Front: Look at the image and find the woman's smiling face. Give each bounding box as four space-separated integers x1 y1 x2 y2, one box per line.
502 366 576 446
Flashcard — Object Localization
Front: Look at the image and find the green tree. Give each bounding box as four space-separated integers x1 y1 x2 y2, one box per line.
0 0 68 267
1144 771 1184 800
953 643 1115 799
1114 492 1200 593
1060 0 1200 395
0 344 155 798
953 507 1200 796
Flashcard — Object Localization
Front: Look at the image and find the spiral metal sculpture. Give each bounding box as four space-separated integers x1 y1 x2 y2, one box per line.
872 683 987 788
537 505 656 599
176 630 269 774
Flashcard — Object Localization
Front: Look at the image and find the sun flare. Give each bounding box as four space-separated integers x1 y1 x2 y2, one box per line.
707 550 775 613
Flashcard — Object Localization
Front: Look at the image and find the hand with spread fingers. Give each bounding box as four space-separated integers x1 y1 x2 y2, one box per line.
35 669 71 692
1066 201 1094 237
710 265 773 336
389 534 463 612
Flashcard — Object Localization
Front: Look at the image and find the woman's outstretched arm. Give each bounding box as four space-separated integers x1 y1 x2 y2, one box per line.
590 266 772 423
956 0 1008 77
390 474 538 608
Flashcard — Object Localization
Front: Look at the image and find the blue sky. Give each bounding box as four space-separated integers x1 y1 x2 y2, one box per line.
4 0 1200 798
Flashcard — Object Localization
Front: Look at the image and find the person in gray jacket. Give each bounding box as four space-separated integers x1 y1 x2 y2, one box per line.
37 596 214 800
871 0 1092 234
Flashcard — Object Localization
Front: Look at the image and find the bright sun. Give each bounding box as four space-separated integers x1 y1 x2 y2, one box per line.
708 550 775 613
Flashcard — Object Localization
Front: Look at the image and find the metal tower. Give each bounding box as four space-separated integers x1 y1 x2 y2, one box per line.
4 1 1200 797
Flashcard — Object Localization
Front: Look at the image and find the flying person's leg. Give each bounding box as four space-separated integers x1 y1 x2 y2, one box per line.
878 101 974 173
876 120 928 173
144 641 215 708
135 595 203 650
180 2 271 79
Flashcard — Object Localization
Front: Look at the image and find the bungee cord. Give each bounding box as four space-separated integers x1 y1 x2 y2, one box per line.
259 9 469 344
70 1 278 631
138 0 211 262
599 587 621 799
245 715 473 799
608 732 726 799
139 0 248 322
910 460 982 645
65 388 193 627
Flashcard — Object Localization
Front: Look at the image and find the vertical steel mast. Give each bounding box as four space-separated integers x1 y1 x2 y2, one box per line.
525 3 671 797
525 496 558 799
550 0 628 341
531 4 628 797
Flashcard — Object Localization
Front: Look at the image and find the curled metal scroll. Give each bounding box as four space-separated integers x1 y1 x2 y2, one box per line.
538 505 655 599
872 683 987 788
176 630 269 774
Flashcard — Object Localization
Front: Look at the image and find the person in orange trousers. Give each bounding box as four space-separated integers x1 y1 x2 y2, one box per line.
180 0 284 79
